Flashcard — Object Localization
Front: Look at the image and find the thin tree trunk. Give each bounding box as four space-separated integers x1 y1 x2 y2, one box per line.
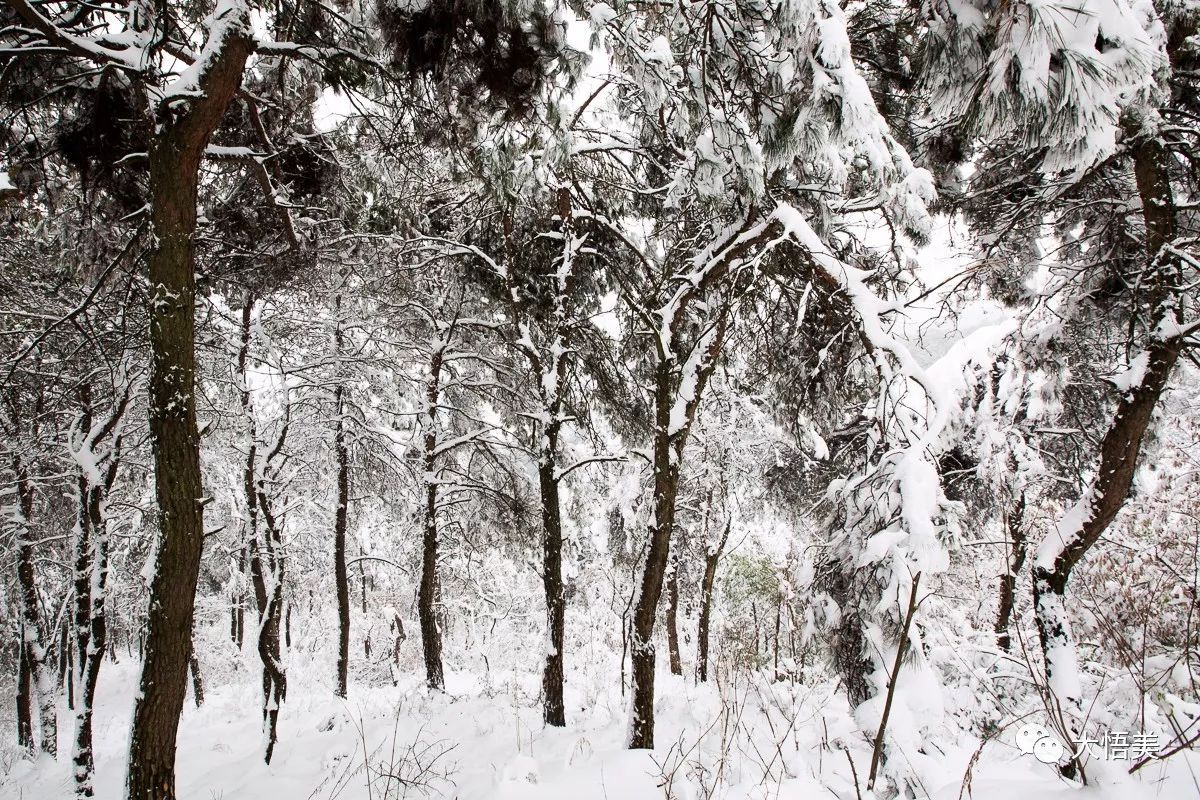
235 547 246 649
75 430 111 798
127 16 255 799
773 601 782 679
539 427 566 726
867 573 921 791
418 347 446 691
12 453 56 755
17 640 32 752
248 485 286 763
189 650 204 708
71 387 94 713
1032 130 1184 783
333 311 351 697
696 519 730 683
665 559 682 676
995 492 1026 652
239 298 287 764
189 620 204 707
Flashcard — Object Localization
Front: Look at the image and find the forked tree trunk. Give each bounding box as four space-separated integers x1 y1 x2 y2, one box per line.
697 520 730 683
994 492 1026 652
1032 131 1184 783
239 298 287 763
73 387 120 798
127 14 255 799
629 362 682 749
628 310 729 748
539 424 566 726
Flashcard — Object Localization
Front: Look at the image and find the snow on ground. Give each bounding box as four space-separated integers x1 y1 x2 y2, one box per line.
3 653 1197 800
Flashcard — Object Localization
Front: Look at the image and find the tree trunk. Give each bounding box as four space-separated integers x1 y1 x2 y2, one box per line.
249 491 286 764
1032 130 1183 783
333 346 351 697
71 388 94 712
696 521 729 683
628 306 728 748
189 648 204 708
17 641 32 753
239 298 287 764
127 15 255 798
75 443 110 798
665 559 682 676
995 492 1026 652
539 427 566 726
628 362 681 749
418 347 446 691
231 546 246 649
12 454 56 755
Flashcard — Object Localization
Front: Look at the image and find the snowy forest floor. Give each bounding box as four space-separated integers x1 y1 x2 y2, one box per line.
2 652 1197 800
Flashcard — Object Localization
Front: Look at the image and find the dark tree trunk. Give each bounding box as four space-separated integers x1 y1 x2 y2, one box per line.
127 17 255 799
231 546 245 649
995 492 1026 652
13 453 55 755
17 642 32 752
665 560 682 676
773 601 782 679
628 363 681 749
75 444 110 798
189 648 204 708
696 520 729 683
189 619 204 707
1032 130 1183 784
628 310 728 748
239 298 287 763
249 491 286 764
539 426 566 726
71 387 94 711
418 347 446 691
333 314 351 697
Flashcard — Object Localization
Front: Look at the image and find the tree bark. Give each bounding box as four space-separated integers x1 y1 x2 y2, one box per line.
629 361 682 749
17 642 33 752
994 492 1026 652
418 346 446 691
73 382 119 798
539 426 566 726
665 559 683 676
189 646 204 708
1032 130 1184 783
12 453 56 755
251 489 286 764
127 12 255 798
333 296 351 698
696 520 729 683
